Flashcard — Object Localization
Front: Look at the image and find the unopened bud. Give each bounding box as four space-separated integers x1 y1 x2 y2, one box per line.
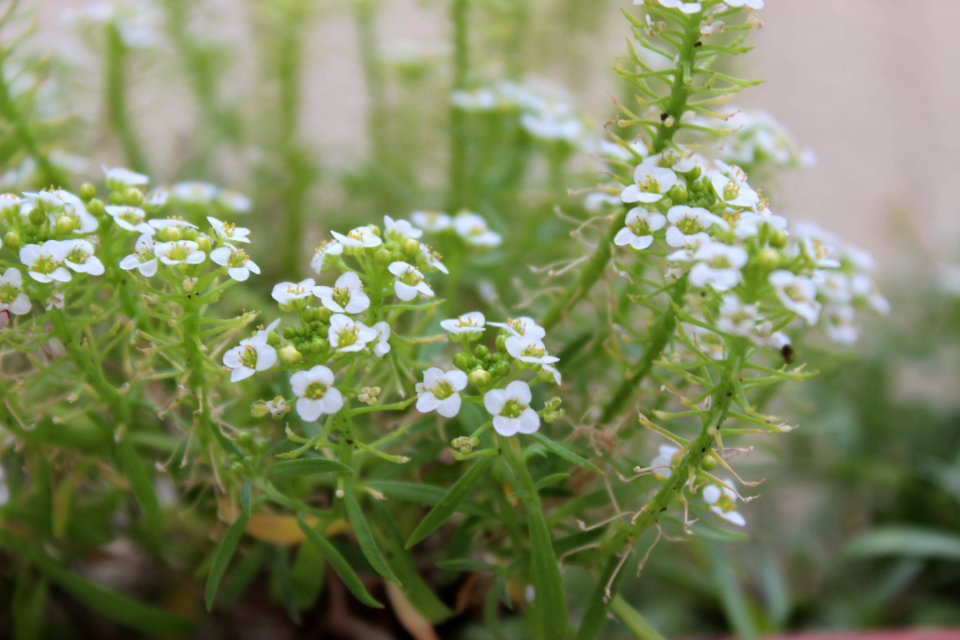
757 248 780 270
196 235 213 253
159 226 181 242
401 238 419 255
3 230 20 249
55 215 75 234
468 368 491 387
28 207 46 226
701 454 718 471
124 188 143 205
79 182 97 200
87 198 105 216
279 344 302 365
374 248 392 264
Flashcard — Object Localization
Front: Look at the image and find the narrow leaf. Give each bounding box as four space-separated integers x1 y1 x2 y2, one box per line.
405 456 495 548
205 512 250 611
31 553 192 635
296 515 384 608
525 495 569 640
610 595 666 640
343 484 402 584
531 432 602 474
843 526 960 561
118 437 163 531
268 457 351 479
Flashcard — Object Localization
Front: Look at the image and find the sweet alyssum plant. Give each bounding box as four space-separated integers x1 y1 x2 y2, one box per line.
0 0 888 638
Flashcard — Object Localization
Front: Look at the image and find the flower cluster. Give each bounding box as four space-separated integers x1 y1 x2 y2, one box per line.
689 108 815 171
607 148 887 354
410 209 502 249
452 80 585 145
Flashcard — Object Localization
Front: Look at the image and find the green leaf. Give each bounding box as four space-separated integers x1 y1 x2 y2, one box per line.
525 492 569 640
291 534 326 612
405 456 495 548
369 500 453 623
219 543 271 607
365 480 492 518
118 437 163 532
530 432 602 474
31 552 193 635
296 515 384 608
609 596 666 640
343 483 402 584
267 457 351 479
534 472 571 491
844 526 960 562
706 541 760 640
205 512 250 611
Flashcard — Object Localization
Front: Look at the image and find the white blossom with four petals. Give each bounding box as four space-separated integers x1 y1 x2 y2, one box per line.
415 368 468 418
388 261 434 301
290 365 344 421
313 272 370 314
484 380 540 437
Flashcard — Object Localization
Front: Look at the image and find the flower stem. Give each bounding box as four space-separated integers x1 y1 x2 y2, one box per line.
0 58 66 186
576 340 745 640
543 11 703 331
105 22 149 173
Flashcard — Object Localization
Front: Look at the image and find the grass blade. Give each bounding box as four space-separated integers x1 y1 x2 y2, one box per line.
296 515 384 608
405 455 495 548
205 512 250 611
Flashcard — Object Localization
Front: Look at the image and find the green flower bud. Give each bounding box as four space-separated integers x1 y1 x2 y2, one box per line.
79 182 97 201
55 215 75 235
468 368 491 387
668 184 688 204
236 431 254 447
374 247 392 264
701 454 718 471
108 191 124 205
474 344 489 358
182 227 199 241
28 206 46 226
3 230 20 249
493 361 510 377
279 344 303 365
124 188 143 205
87 198 105 216
196 235 213 253
757 248 780 270
453 352 471 370
159 226 181 242
495 334 506 351
315 307 332 322
251 401 270 418
401 238 419 255
769 230 788 249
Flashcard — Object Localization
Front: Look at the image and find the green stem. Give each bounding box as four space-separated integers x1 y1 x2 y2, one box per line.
448 0 470 211
543 12 702 331
105 23 149 173
598 277 688 424
0 59 66 186
576 341 745 640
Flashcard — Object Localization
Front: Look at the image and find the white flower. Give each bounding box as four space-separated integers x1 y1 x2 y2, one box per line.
505 335 559 365
310 240 344 273
665 205 727 248
171 181 218 204
752 321 791 351
716 295 758 337
769 270 821 326
27 190 98 233
210 244 260 282
702 482 746 527
103 165 148 189
541 364 562 385
614 207 666 251
733 210 787 239
61 239 105 276
585 191 623 213
451 88 499 111
647 0 702 15
148 218 198 241
520 102 583 143
453 211 501 248
419 243 448 274
45 292 65 311
388 261 434 301
415 368 468 418
823 304 859 345
218 189 251 214
723 0 763 9
441 311 486 337
144 189 168 207
0 193 23 214
708 161 759 209
19 241 71 283
328 314 378 352
650 445 680 479
384 215 422 240
207 216 251 244
332 225 382 249
850 274 890 315
621 162 678 204
223 323 279 382
484 380 540 437
812 270 851 304
119 234 158 277
0 268 31 316
313 272 370 314
272 278 316 305
372 321 391 357
154 240 205 266
411 210 452 232
290 366 344 421
105 205 152 234
489 317 546 341
689 242 748 291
